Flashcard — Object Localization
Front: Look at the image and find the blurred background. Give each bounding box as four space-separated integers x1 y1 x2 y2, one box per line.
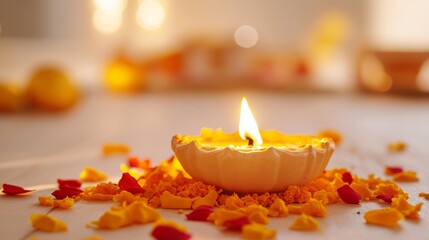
1 0 429 112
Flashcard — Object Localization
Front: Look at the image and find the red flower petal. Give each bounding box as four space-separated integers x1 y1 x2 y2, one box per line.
57 179 81 188
386 166 403 174
151 225 191 240
2 184 34 195
59 184 82 191
342 172 353 185
376 194 393 203
118 172 143 194
52 188 82 199
223 217 251 231
337 185 362 204
186 205 213 221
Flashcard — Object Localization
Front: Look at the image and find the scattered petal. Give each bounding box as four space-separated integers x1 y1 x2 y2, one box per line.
268 198 289 217
192 190 218 209
374 183 407 199
152 222 191 240
376 194 393 203
30 214 68 232
290 214 320 231
364 208 404 228
337 185 362 204
160 191 196 209
57 179 81 188
102 143 130 155
128 156 151 170
223 217 251 231
299 198 327 217
118 172 143 194
342 172 353 185
39 196 74 209
242 223 276 239
80 167 108 182
419 192 429 200
393 171 419 182
2 183 34 195
350 182 372 201
186 205 213 221
95 201 160 229
387 141 406 152
391 196 423 219
52 188 82 199
385 166 403 176
207 208 246 226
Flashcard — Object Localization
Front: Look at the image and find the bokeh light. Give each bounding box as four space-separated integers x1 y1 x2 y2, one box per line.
417 59 429 92
92 0 126 34
136 0 165 30
360 55 392 92
234 25 259 48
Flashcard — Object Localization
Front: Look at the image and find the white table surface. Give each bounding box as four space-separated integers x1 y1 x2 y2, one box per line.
1 90 428 240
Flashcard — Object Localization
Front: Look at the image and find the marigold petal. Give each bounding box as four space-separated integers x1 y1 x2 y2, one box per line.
118 172 143 194
290 214 320 231
152 223 191 240
57 179 81 188
2 183 34 195
102 143 130 155
160 191 195 209
30 214 68 232
364 208 404 228
80 167 108 182
337 185 362 204
342 172 353 185
376 194 393 203
192 190 218 209
186 205 213 221
223 217 251 231
387 142 406 152
268 198 289 217
242 223 276 239
51 188 82 200
391 196 423 219
393 171 419 182
419 192 429 200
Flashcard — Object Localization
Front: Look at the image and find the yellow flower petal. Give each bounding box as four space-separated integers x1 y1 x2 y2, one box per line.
268 198 289 217
290 214 320 231
30 214 68 232
242 223 276 239
192 190 218 209
364 208 404 228
80 167 108 182
159 191 196 209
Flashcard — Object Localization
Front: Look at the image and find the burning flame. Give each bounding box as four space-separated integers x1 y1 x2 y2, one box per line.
239 97 263 146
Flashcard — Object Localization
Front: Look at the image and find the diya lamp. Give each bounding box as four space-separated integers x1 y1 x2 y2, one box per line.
172 97 335 193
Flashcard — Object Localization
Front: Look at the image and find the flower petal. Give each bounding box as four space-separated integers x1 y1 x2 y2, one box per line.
223 217 251 231
118 172 143 194
337 185 362 204
376 194 393 203
52 188 82 199
57 179 81 188
2 183 34 195
151 225 191 240
186 205 213 221
342 172 353 185
385 166 403 175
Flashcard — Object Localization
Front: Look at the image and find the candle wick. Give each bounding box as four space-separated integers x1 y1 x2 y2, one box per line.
246 136 254 146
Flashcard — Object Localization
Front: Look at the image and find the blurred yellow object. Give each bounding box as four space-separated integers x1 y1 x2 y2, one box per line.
0 84 26 112
27 67 79 111
104 58 145 93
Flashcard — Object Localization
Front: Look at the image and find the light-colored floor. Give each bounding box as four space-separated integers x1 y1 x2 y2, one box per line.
1 90 428 239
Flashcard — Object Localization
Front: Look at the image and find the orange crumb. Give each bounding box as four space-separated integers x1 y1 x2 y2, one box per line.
268 198 288 217
318 129 342 145
80 167 108 182
38 196 74 209
30 214 68 232
242 223 276 239
81 182 121 201
290 214 320 231
393 171 419 182
364 208 404 228
391 196 423 219
102 143 130 156
387 141 406 152
419 192 429 200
